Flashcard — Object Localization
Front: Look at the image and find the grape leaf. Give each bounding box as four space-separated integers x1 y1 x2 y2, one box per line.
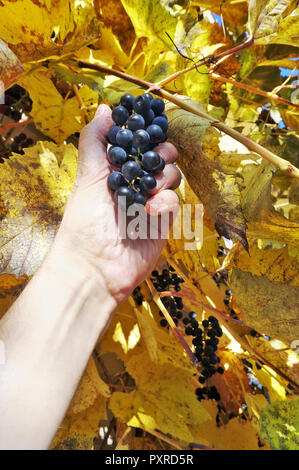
94 0 135 53
120 0 176 48
68 356 111 415
0 0 101 63
230 268 299 346
0 141 77 277
241 160 299 247
51 395 108 450
109 351 211 443
166 100 248 249
227 240 299 285
249 0 299 46
19 68 98 143
190 401 266 450
0 39 23 90
259 396 299 449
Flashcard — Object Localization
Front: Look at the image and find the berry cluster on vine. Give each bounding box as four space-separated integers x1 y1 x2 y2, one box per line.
107 93 168 210
151 266 224 403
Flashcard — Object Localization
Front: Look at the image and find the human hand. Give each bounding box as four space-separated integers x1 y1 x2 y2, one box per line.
55 104 181 304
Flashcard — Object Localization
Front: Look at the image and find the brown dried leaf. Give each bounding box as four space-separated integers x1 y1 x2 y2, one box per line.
0 39 23 90
167 100 248 249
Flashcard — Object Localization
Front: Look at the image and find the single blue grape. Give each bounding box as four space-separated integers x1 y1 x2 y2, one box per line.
115 186 135 211
107 171 126 191
108 146 127 166
127 113 145 131
122 161 142 181
133 95 151 115
125 144 137 156
120 93 135 111
152 116 168 133
116 128 133 147
151 156 165 174
143 109 155 126
143 93 153 102
151 98 165 116
108 125 121 145
139 174 157 192
112 105 129 125
133 129 150 149
133 191 147 205
146 124 164 144
160 133 167 143
141 151 160 171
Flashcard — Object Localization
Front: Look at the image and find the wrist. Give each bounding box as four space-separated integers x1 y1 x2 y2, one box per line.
44 236 118 329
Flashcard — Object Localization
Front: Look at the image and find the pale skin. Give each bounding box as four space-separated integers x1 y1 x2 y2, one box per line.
0 104 181 450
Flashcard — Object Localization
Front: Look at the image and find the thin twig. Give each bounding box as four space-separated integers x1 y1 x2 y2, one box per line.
210 72 299 109
72 84 89 124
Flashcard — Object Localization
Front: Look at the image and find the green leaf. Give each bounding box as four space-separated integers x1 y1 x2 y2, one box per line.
259 396 299 450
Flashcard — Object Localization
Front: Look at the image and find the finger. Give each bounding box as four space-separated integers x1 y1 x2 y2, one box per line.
154 142 179 165
77 104 113 181
146 189 180 215
151 164 182 194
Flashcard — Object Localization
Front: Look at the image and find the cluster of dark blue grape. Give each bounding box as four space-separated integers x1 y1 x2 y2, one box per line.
107 93 168 210
150 265 224 403
191 316 224 403
132 286 144 306
151 266 184 327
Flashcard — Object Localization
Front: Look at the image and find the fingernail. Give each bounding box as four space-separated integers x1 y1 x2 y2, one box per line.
95 104 110 118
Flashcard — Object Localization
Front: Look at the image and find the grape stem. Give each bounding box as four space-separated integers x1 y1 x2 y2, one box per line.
77 60 299 179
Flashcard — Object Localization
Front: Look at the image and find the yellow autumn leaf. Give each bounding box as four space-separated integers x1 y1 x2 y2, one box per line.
51 395 108 450
241 160 299 247
94 0 135 54
0 0 100 63
190 400 268 450
230 267 299 346
249 0 299 46
247 334 299 386
109 351 211 443
0 141 77 276
68 356 111 415
229 240 299 284
19 68 98 143
120 0 176 48
99 300 143 363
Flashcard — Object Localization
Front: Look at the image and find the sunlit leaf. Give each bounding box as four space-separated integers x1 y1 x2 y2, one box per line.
259 396 299 449
0 0 101 63
0 141 77 276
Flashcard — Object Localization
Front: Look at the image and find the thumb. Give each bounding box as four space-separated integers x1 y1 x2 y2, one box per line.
77 104 113 182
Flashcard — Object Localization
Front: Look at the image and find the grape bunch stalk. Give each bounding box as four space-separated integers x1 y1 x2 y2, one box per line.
107 93 168 211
